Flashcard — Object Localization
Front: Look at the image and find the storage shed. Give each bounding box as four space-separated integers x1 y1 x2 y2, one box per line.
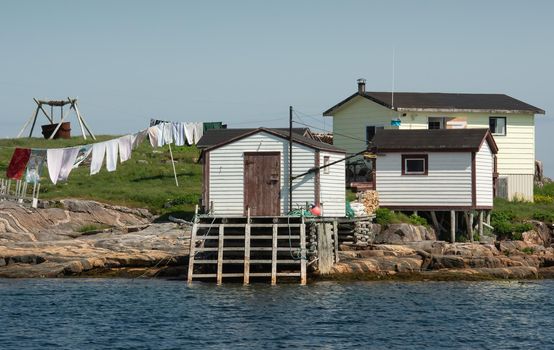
199 127 346 217
372 129 498 210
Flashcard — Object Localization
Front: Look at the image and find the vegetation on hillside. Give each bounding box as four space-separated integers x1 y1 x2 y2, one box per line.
0 136 202 219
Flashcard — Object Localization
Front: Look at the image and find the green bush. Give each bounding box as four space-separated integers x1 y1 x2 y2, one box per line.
534 194 554 204
490 210 532 240
375 208 394 226
514 222 533 234
408 214 428 226
532 211 554 223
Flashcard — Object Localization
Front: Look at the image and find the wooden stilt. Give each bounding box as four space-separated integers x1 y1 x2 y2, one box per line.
478 211 484 239
187 205 199 284
73 101 96 140
271 223 277 285
469 212 474 242
486 211 491 225
333 220 339 263
217 224 225 285
450 210 456 243
300 216 307 285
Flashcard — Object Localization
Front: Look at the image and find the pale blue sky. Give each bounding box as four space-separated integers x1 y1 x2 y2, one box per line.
1 0 553 174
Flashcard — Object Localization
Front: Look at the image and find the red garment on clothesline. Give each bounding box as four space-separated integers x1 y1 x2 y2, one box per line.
6 148 31 180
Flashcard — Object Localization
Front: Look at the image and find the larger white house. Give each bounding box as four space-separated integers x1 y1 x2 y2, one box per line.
323 79 545 201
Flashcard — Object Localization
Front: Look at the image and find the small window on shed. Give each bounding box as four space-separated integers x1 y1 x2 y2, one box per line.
323 156 330 174
402 155 428 175
489 117 506 136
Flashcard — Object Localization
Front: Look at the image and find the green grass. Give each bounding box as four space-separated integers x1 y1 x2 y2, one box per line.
0 136 202 219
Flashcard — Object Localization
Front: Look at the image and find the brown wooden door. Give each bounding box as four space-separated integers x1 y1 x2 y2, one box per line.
244 152 280 216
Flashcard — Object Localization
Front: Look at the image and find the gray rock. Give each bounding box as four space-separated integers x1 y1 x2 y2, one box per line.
374 223 436 244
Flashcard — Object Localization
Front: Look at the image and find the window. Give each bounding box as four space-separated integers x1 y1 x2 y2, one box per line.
366 125 384 143
323 156 330 174
428 117 445 129
402 154 428 175
489 117 506 136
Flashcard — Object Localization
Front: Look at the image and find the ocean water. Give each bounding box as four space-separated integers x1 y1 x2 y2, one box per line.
0 279 553 349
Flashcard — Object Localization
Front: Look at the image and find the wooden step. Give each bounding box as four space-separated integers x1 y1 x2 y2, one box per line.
197 223 303 228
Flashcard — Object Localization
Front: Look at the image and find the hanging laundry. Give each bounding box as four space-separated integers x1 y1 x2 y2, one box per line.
6 148 31 180
118 135 133 162
131 129 148 150
47 147 80 184
156 123 165 147
149 118 166 127
105 139 119 172
184 122 195 145
25 150 46 184
148 126 160 148
163 122 174 145
173 122 185 146
73 144 93 169
90 142 107 175
193 122 204 144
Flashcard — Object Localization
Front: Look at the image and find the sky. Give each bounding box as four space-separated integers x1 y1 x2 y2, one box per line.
1 0 553 174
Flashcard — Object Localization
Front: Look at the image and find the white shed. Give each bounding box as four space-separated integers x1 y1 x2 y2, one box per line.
372 129 498 210
198 128 346 217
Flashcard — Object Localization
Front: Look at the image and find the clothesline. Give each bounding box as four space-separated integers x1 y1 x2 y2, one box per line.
4 120 222 186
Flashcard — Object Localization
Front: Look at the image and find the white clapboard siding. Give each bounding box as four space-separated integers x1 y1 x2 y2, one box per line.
475 142 494 207
209 132 316 216
507 174 534 201
319 151 346 217
376 152 472 207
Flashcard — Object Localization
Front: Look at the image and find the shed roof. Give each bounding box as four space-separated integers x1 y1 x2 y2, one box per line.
197 128 311 149
372 129 498 153
200 127 345 153
323 92 545 115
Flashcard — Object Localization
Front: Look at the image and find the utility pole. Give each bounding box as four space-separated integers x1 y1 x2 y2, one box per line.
289 105 293 213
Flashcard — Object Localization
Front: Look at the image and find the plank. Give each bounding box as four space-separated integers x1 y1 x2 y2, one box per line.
300 217 307 285
333 220 339 263
243 222 251 285
197 223 302 228
271 223 277 285
187 208 198 284
191 274 217 278
216 224 224 285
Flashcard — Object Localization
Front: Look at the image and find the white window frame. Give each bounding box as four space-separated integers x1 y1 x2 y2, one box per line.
402 154 428 176
489 116 507 136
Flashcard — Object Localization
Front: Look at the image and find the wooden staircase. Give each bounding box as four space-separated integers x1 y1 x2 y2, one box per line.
187 214 307 285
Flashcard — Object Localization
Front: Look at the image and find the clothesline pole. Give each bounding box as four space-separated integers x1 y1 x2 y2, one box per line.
168 143 179 187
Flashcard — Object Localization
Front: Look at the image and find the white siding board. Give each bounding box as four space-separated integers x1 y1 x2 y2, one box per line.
507 174 534 201
475 142 494 207
376 152 472 207
319 151 346 217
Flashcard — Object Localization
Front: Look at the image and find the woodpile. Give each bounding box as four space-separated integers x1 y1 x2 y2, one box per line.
360 190 379 215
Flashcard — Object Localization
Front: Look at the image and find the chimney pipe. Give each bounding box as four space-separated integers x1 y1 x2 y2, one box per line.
357 78 366 94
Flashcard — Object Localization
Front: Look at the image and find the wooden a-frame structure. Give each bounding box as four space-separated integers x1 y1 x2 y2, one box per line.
17 97 96 140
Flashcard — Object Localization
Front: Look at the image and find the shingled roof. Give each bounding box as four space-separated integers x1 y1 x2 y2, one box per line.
197 128 311 149
372 129 498 153
199 127 345 153
323 92 545 115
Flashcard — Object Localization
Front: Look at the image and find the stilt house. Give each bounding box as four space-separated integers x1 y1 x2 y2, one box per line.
198 127 346 217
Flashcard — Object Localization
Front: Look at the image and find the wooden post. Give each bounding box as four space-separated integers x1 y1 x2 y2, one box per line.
18 107 40 138
469 212 474 242
300 216 307 285
243 208 251 285
478 211 484 239
167 143 179 187
187 205 199 284
486 211 491 225
217 224 224 285
450 210 456 243
73 101 96 140
333 220 339 263
271 223 278 285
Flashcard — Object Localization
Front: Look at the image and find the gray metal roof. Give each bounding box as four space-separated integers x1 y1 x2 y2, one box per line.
197 128 311 149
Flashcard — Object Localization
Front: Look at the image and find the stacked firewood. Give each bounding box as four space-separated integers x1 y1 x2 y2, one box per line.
360 190 379 215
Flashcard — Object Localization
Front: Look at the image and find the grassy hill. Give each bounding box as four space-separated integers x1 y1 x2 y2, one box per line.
0 136 202 219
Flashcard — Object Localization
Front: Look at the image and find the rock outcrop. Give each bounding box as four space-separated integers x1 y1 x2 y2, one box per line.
0 200 190 278
374 223 436 244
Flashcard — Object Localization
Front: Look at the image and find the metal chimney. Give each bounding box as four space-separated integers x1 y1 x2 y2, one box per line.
357 78 366 94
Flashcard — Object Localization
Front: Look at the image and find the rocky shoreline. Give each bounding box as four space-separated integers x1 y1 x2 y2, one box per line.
1 199 554 281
